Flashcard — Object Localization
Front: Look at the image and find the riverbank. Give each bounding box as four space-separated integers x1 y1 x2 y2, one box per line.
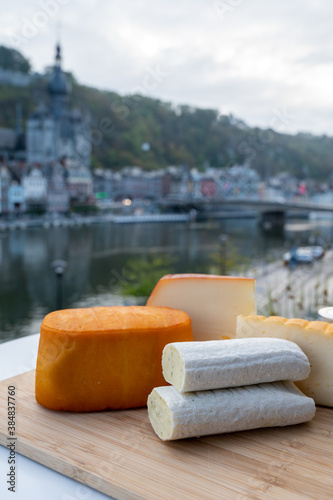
0 212 191 231
0 210 260 230
0 207 320 232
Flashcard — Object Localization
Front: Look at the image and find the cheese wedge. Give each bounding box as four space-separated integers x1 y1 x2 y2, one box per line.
236 315 333 407
162 338 310 393
148 382 315 441
147 274 256 340
35 306 193 411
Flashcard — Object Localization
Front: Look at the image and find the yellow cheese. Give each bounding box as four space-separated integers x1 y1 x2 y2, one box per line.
147 274 256 340
35 306 193 411
236 314 333 407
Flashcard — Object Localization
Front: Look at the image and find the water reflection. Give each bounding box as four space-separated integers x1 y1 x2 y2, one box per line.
1 217 332 342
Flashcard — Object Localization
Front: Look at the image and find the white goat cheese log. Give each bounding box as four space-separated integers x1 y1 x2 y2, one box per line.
162 338 311 393
147 382 316 441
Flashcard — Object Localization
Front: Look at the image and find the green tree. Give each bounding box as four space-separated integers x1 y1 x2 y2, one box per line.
2 46 333 179
0 46 31 73
113 254 175 300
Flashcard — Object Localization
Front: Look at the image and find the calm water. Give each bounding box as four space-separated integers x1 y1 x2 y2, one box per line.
1 216 333 343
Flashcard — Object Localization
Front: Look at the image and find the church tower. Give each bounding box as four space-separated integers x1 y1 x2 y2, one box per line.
26 44 91 168
48 44 70 119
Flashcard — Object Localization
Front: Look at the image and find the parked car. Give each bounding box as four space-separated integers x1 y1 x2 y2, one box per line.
283 246 325 266
310 246 325 259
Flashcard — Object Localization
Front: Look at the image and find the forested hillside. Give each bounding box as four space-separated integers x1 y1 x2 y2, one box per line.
1 45 333 180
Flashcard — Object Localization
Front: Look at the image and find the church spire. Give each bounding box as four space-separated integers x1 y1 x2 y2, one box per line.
48 43 70 118
55 43 61 67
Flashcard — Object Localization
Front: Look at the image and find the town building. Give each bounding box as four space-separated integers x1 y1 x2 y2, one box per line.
92 168 114 203
8 181 25 213
66 159 93 202
45 161 69 213
22 166 48 211
116 167 171 201
25 44 93 207
26 45 92 170
0 165 11 213
0 44 93 213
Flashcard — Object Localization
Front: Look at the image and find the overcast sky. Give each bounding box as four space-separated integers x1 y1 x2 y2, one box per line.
1 0 333 136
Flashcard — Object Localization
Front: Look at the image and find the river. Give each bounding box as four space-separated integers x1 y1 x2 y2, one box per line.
1 215 333 343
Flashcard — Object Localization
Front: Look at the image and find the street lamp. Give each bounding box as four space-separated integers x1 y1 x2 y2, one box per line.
51 259 67 310
219 234 229 275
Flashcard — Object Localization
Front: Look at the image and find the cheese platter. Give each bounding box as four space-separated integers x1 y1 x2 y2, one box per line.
0 370 332 499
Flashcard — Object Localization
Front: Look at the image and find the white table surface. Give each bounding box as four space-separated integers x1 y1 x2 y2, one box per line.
0 334 110 500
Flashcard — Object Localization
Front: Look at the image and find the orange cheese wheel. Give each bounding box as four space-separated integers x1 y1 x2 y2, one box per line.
35 306 193 411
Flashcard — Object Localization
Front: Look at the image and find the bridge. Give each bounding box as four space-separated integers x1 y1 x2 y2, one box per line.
159 197 333 231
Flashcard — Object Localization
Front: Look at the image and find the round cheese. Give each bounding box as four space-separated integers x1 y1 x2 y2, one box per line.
35 306 193 411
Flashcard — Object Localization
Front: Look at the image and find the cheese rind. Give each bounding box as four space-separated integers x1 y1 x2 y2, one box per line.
147 274 256 340
147 382 315 441
35 306 193 411
236 314 333 407
162 338 311 392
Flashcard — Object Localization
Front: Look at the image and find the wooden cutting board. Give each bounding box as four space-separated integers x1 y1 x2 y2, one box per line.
0 371 332 500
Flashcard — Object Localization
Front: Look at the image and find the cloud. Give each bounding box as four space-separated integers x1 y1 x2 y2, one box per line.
1 0 333 134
